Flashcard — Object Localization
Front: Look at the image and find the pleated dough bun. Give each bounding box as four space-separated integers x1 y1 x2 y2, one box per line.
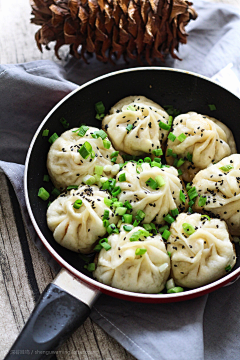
47 185 119 254
193 154 240 235
167 213 236 288
166 112 236 182
102 96 170 156
93 225 170 293
47 127 122 190
116 162 188 224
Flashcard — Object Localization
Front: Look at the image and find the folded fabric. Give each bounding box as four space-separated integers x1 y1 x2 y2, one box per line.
1 1 240 360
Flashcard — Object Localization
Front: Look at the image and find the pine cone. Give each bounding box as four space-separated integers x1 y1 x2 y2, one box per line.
30 0 197 64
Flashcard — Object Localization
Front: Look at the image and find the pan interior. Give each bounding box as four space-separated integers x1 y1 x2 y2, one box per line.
26 68 240 293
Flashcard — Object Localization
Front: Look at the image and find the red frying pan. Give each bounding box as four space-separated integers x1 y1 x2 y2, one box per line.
5 67 240 360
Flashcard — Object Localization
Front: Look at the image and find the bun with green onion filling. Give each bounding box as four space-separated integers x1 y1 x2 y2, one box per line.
193 154 240 235
167 213 236 288
116 162 188 224
93 225 170 293
47 127 123 190
102 96 170 156
166 112 236 182
47 185 119 254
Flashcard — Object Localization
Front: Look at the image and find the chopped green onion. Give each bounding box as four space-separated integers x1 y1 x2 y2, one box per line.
103 209 109 220
188 200 195 207
115 207 127 216
103 139 111 149
111 157 117 163
51 188 60 197
225 265 232 272
219 164 234 172
111 186 121 197
186 183 192 191
182 223 195 235
136 210 145 221
144 157 152 163
158 225 169 233
159 121 171 131
154 158 161 163
187 152 193 162
47 201 52 207
173 158 178 167
152 149 163 156
103 198 112 207
91 151 95 158
60 117 69 129
188 186 198 200
146 177 158 190
135 248 147 256
118 173 126 182
123 214 132 224
103 219 109 227
168 116 173 126
107 224 119 234
198 196 207 207
150 223 157 234
38 187 50 201
167 148 173 157
130 229 150 242
168 132 176 142
42 129 49 137
123 225 133 231
83 175 96 186
143 224 152 231
101 242 111 251
188 207 193 214
78 141 92 159
43 175 49 182
95 101 105 114
84 263 95 272
124 201 132 210
167 251 171 257
67 185 78 190
113 201 123 208
151 161 161 168
164 214 175 224
117 220 122 228
111 151 119 158
96 113 105 120
73 199 82 209
163 105 181 117
94 165 103 175
48 133 59 144
127 105 136 111
91 130 107 140
177 133 187 142
179 190 186 203
171 208 179 217
133 220 140 227
126 124 133 132
155 175 165 188
93 244 105 252
201 215 211 221
178 169 183 176
167 287 184 294
76 125 89 137
177 158 185 168
162 229 171 240
208 104 216 111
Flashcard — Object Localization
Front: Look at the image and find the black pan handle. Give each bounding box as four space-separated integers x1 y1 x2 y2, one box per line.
4 269 100 360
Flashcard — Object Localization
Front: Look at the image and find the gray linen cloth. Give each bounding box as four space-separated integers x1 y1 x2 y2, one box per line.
1 1 240 359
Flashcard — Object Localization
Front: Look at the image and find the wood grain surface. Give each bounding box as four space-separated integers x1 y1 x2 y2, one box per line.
0 0 239 359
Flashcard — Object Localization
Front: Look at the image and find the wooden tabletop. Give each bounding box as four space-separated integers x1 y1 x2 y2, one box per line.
0 0 239 359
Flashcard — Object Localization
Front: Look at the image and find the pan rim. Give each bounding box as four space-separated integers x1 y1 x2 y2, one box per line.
24 66 240 301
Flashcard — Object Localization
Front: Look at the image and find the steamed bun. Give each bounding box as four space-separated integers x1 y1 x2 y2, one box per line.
102 96 170 156
47 185 119 254
167 213 236 288
166 112 236 182
47 127 122 190
116 162 187 224
93 225 170 293
193 154 240 235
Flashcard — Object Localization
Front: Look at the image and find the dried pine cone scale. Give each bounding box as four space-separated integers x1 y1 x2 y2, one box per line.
30 0 197 64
